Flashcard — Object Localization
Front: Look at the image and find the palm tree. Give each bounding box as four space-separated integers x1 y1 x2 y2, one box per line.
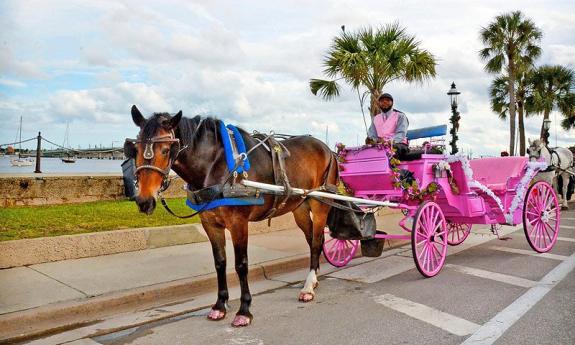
526 65 575 140
310 23 437 122
489 68 538 156
479 11 542 155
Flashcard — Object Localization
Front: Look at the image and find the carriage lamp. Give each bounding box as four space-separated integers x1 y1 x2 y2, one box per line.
447 82 461 155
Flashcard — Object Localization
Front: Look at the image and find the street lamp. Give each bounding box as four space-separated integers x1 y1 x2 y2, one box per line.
542 119 551 145
447 82 461 155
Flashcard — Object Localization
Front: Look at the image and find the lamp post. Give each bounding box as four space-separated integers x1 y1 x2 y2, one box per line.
447 82 461 155
542 119 551 146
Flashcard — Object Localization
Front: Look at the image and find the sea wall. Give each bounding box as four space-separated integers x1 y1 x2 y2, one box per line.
0 174 186 207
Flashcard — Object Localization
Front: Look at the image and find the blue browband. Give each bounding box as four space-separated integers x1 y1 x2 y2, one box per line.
185 120 264 212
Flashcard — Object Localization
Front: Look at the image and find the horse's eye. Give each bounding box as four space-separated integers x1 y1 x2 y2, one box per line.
161 148 169 155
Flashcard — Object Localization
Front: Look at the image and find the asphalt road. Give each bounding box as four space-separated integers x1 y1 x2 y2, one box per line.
88 208 575 345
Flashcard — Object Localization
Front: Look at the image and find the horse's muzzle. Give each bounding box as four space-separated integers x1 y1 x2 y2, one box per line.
136 196 157 215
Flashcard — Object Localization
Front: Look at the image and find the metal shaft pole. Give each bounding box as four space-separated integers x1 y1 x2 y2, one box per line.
34 132 41 173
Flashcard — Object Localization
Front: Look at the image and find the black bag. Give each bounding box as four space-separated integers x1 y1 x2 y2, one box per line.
326 201 376 240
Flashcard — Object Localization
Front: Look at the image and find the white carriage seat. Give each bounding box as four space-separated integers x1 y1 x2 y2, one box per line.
469 157 527 192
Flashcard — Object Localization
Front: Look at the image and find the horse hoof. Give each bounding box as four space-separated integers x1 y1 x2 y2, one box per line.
561 205 569 210
231 315 252 327
298 292 315 302
207 309 226 321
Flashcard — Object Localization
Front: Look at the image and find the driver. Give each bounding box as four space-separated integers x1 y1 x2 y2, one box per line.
367 93 409 156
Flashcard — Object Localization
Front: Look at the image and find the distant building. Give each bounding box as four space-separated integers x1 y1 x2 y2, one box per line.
6 146 15 154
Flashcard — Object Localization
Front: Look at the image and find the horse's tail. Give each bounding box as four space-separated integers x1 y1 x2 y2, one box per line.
322 150 340 190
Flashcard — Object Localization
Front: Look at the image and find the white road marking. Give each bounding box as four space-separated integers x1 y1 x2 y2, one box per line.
488 246 569 261
561 217 575 221
461 253 575 345
557 237 575 243
374 294 480 336
445 264 537 288
560 225 575 229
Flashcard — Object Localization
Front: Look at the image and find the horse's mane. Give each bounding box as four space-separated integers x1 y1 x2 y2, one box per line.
177 115 221 148
143 113 256 150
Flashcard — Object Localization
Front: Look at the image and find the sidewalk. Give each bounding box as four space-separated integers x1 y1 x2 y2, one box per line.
0 212 408 343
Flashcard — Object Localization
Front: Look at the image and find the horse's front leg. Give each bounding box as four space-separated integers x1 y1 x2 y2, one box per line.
299 200 329 302
561 172 570 209
229 219 253 327
202 220 228 321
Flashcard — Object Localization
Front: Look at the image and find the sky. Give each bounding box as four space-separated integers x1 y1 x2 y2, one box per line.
0 0 574 156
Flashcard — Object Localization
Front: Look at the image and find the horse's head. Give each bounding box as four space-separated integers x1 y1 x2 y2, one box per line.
527 138 547 162
125 105 183 215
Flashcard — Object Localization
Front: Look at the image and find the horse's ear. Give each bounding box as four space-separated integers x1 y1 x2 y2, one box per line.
131 105 146 128
528 138 532 146
168 111 182 129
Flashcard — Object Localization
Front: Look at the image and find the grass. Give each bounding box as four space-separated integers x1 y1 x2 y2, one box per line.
0 198 199 242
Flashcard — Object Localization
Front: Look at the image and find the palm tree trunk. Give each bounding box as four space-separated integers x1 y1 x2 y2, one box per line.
518 103 526 156
370 93 380 117
540 110 550 142
507 67 517 156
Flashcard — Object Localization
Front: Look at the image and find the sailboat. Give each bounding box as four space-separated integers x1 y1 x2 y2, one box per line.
10 117 34 167
61 122 76 163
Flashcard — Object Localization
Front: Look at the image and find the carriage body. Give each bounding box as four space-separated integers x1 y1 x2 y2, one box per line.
324 131 560 276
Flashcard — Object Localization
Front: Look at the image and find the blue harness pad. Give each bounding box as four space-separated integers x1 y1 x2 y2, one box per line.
218 121 251 173
185 120 260 212
186 196 264 211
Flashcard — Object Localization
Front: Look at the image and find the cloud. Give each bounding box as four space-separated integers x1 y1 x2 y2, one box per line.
0 78 26 87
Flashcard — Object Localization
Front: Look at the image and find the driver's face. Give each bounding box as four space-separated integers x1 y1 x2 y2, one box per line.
378 97 393 109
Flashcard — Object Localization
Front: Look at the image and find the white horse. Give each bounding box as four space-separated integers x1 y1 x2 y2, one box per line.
528 138 574 209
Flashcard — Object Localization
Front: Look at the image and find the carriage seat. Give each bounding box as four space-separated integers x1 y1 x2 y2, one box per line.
398 125 447 161
406 125 447 141
469 157 527 192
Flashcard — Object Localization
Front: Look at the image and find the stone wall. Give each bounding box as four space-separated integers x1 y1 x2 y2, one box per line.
0 174 186 207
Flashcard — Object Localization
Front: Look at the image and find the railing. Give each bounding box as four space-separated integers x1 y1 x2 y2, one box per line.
0 133 125 173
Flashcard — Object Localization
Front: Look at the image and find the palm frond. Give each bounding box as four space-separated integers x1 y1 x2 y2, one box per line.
309 79 341 100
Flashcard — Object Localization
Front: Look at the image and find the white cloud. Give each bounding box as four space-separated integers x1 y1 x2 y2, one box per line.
0 78 26 87
1 0 574 156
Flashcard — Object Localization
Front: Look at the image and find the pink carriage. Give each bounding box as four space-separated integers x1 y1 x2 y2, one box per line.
322 126 561 277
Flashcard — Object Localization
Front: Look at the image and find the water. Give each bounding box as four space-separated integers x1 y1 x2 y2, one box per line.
0 156 124 174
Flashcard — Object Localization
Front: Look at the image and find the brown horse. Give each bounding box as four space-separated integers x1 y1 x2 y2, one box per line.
125 105 338 327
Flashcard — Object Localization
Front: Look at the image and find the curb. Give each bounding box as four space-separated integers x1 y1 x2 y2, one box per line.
0 224 208 269
0 240 409 344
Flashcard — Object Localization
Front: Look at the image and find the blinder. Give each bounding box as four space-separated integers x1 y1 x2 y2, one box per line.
123 131 183 192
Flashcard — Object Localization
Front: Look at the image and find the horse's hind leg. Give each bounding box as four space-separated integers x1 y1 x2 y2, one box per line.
202 220 228 321
292 202 318 301
295 200 329 302
229 219 253 327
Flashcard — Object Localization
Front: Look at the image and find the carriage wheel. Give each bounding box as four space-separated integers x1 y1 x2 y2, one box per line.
411 201 448 277
523 181 560 253
446 223 472 246
322 228 359 267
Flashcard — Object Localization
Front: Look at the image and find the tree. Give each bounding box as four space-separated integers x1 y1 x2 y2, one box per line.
526 65 575 140
310 23 437 122
479 11 542 155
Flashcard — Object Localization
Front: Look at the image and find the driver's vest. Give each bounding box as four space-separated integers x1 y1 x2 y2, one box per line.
373 110 408 144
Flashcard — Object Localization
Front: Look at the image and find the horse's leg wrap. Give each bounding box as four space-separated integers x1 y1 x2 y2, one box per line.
299 270 318 302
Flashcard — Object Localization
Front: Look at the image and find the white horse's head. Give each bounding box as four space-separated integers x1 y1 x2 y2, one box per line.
527 138 548 162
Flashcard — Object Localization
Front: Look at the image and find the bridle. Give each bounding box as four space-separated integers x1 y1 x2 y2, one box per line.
125 130 187 192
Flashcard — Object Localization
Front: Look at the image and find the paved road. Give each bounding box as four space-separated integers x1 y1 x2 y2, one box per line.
53 209 575 345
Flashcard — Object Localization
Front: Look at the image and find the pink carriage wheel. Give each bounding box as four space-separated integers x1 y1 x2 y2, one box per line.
446 223 472 246
411 201 448 277
322 228 359 267
523 181 560 253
